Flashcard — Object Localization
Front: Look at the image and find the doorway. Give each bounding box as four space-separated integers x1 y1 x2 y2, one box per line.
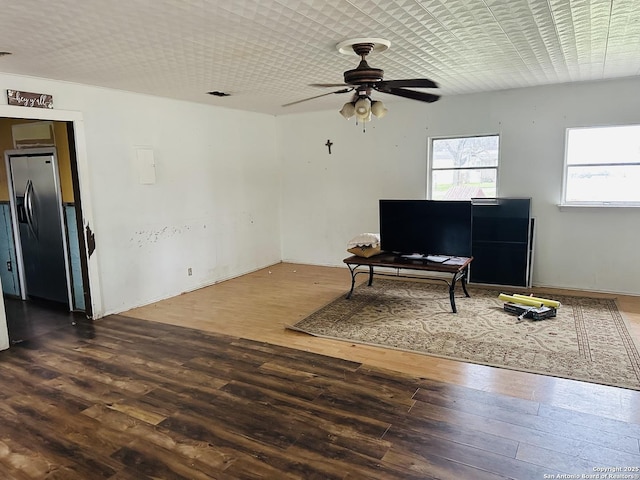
0 118 92 344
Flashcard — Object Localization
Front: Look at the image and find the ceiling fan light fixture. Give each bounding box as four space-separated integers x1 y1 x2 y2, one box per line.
371 100 388 118
339 102 356 119
354 97 371 118
359 111 372 122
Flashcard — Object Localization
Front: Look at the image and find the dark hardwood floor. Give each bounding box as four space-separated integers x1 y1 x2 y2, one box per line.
3 296 87 345
0 308 639 479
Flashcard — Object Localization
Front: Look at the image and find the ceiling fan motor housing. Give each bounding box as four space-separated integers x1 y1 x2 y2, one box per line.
344 61 384 84
343 42 384 85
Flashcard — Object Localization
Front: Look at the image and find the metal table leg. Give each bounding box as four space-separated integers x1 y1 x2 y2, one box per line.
449 267 470 313
346 264 375 299
461 267 470 298
449 275 458 313
346 264 358 299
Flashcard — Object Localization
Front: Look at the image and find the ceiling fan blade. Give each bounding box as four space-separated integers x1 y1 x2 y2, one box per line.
282 88 353 107
377 78 439 89
374 86 440 103
309 83 350 88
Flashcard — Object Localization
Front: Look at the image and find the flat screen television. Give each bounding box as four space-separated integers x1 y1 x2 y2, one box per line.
470 197 532 286
471 198 531 244
379 200 472 257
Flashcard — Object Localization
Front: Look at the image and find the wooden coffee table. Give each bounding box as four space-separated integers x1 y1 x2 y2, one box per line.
343 253 473 313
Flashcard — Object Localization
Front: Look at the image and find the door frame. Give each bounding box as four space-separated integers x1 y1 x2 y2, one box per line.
0 105 103 319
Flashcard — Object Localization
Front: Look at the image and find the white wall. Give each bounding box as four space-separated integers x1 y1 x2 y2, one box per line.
279 77 640 295
1 73 281 318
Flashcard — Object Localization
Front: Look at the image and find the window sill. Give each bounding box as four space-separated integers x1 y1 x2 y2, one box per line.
558 203 640 211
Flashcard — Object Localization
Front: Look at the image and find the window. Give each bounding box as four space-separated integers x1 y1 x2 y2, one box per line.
429 135 499 200
563 125 640 205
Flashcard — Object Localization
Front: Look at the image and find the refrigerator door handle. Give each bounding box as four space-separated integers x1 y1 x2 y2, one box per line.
25 179 39 240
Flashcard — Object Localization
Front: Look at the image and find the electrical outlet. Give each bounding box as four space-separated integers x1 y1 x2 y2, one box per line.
6 260 11 272
188 267 192 276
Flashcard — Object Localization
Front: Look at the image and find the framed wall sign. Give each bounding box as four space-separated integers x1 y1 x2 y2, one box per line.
7 89 54 108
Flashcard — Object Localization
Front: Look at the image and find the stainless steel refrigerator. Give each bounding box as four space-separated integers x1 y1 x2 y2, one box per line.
5 148 72 307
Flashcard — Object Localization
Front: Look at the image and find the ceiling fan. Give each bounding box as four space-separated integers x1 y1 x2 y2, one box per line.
283 38 440 124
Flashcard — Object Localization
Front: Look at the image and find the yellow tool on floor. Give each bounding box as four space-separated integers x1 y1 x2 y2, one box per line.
512 294 561 308
498 293 561 308
499 293 560 321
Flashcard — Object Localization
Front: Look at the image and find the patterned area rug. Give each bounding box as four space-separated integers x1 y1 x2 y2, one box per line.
288 279 640 390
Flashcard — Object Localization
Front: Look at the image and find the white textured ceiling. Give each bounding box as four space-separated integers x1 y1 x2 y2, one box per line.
0 0 639 115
